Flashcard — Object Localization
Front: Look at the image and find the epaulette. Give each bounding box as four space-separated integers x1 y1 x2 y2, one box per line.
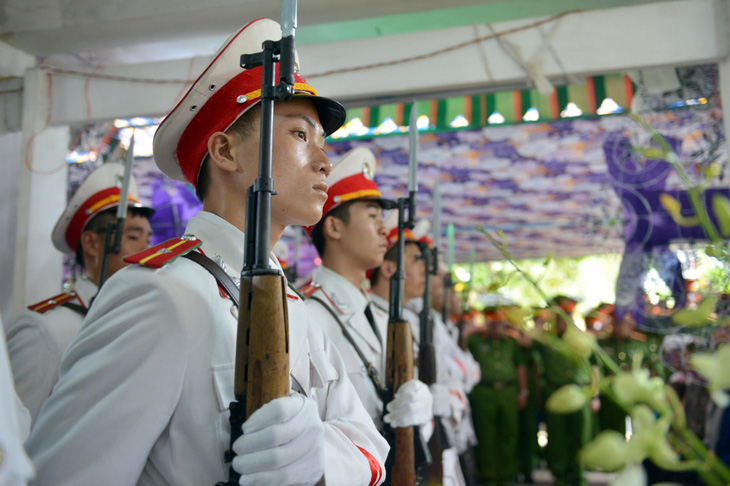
27 292 80 314
286 282 305 301
505 328 522 341
630 330 648 342
298 280 344 314
123 236 202 268
298 280 321 298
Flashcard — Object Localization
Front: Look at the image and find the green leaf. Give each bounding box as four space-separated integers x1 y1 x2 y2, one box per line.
712 194 730 237
642 147 666 160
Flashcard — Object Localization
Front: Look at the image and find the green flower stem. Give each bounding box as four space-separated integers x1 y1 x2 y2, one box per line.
664 385 687 430
677 425 730 484
592 345 623 376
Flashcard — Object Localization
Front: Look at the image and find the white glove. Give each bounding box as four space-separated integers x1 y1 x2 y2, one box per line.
448 386 469 423
383 379 433 428
430 383 452 418
232 394 325 485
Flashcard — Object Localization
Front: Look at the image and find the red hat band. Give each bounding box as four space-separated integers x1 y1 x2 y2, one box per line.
176 66 318 188
65 187 140 252
418 236 434 248
558 301 577 313
385 226 417 251
323 172 383 216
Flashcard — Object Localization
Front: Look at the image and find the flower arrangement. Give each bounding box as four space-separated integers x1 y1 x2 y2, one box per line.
476 116 730 484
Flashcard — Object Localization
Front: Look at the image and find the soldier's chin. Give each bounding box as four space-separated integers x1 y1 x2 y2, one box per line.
296 205 325 228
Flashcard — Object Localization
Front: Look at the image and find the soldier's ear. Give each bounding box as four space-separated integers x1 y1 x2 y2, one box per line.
322 215 344 242
206 131 240 173
380 259 397 279
79 230 102 258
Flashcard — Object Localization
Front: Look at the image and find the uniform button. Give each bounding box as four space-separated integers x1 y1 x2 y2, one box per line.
618 352 626 360
495 363 501 369
494 352 500 358
650 344 657 352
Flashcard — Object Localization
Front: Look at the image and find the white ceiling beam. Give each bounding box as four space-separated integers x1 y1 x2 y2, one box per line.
16 0 730 128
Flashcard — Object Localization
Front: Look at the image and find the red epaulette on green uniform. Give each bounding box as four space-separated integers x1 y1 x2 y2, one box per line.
298 280 321 298
123 236 202 268
27 292 80 314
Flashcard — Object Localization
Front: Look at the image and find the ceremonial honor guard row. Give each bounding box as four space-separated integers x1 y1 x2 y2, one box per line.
1 14 483 486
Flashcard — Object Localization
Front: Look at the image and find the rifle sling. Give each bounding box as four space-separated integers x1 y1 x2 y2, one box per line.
308 295 386 400
61 302 88 316
182 252 307 395
182 251 239 308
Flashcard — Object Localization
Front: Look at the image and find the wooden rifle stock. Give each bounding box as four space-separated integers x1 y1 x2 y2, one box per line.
385 318 416 486
236 274 290 416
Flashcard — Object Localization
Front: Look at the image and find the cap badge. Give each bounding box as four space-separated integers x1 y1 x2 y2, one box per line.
362 162 373 180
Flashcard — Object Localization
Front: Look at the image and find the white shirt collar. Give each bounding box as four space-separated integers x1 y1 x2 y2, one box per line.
313 266 369 314
185 211 283 279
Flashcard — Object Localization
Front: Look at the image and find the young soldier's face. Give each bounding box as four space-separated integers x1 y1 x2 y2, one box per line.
107 214 153 277
337 200 387 270
403 242 426 301
430 272 444 312
268 98 332 228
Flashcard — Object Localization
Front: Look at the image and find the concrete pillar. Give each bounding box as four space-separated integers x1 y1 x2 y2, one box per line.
11 68 69 320
0 132 21 329
718 2 730 170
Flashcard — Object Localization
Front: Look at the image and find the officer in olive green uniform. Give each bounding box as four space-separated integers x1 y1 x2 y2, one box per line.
538 297 592 486
599 312 665 434
468 308 528 486
517 329 541 484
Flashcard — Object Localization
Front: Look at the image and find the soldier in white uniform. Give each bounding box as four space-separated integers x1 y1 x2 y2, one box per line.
427 261 481 486
0 317 35 486
300 147 433 434
26 19 388 486
7 163 154 424
369 211 427 334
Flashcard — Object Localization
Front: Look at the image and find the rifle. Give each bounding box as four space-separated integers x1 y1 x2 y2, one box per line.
96 131 135 291
442 222 455 327
418 241 452 485
218 3 297 484
456 249 475 350
384 102 429 485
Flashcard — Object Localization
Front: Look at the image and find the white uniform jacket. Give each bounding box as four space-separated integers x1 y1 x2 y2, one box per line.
7 275 97 424
0 326 35 486
26 212 388 486
429 308 479 454
303 266 388 431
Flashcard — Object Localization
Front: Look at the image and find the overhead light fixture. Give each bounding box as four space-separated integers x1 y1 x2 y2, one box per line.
487 111 505 124
449 115 469 128
522 107 540 122
597 98 623 115
375 117 398 135
560 102 583 118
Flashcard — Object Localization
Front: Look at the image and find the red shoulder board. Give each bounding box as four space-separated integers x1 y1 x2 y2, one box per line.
123 236 202 269
28 292 80 314
298 281 344 313
298 280 321 298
